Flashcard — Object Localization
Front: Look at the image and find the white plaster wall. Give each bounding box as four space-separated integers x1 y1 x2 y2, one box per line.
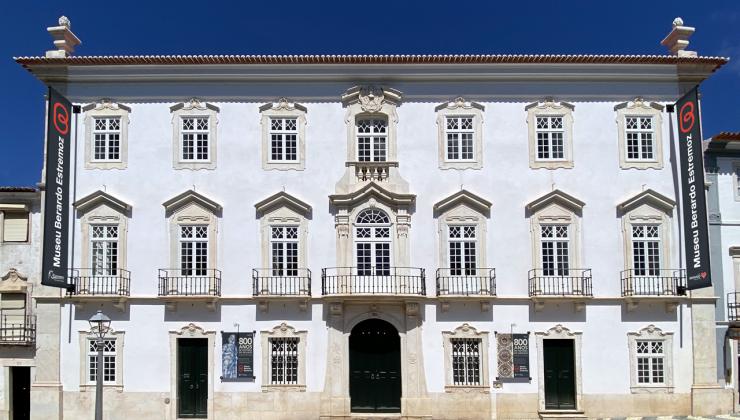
59 80 691 399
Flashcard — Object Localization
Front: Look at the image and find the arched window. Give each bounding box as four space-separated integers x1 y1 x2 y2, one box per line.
354 209 392 276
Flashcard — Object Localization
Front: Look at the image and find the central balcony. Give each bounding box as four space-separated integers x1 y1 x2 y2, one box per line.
67 268 131 296
620 269 686 297
528 268 593 297
0 315 36 346
436 268 496 296
348 161 398 182
252 268 311 296
158 268 221 297
321 266 425 296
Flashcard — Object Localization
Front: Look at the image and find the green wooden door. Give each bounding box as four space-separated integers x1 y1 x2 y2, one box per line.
349 319 401 413
543 339 576 410
178 338 208 418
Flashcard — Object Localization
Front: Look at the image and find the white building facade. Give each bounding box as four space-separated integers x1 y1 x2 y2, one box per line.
15 17 734 420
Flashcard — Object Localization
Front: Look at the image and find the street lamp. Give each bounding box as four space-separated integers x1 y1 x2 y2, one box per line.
88 310 111 420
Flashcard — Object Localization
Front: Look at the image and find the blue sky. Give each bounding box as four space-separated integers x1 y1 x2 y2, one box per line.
1 0 738 186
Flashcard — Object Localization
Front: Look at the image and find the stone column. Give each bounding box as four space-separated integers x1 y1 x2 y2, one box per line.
690 289 732 415
30 301 62 420
402 302 431 419
320 303 350 419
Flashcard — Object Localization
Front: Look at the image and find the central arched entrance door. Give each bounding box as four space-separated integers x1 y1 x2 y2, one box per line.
349 318 401 413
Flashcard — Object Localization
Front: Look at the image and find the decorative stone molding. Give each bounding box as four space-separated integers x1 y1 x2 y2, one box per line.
74 190 132 276
733 162 740 202
83 100 131 170
617 189 674 273
442 323 490 392
434 189 492 272
78 328 125 392
627 325 674 393
341 86 402 110
255 191 311 274
526 189 584 270
170 98 219 170
259 98 307 171
405 302 420 317
536 325 583 412
168 324 215 419
614 98 665 170
260 323 308 391
162 189 222 215
660 17 697 57
163 190 220 277
435 98 485 170
0 269 29 293
45 16 81 58
254 191 312 218
525 99 575 169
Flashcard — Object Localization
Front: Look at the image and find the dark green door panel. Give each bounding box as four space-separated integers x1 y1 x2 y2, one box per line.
349 319 401 413
543 339 576 410
178 338 208 418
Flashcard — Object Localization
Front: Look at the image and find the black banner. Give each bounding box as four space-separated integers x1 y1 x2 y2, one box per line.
512 333 530 379
41 88 72 288
221 332 255 381
675 87 711 290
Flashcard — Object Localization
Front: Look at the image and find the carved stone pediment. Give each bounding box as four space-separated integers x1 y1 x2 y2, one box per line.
0 269 29 293
341 86 403 110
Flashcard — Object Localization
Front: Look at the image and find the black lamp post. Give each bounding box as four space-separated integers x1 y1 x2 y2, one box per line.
88 310 111 420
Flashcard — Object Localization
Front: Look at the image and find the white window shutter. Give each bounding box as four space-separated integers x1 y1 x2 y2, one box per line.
3 212 29 242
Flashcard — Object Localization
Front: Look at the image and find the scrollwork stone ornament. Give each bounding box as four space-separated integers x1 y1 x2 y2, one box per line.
359 86 385 112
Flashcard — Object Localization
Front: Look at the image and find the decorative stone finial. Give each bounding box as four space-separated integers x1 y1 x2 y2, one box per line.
661 17 697 57
46 15 81 58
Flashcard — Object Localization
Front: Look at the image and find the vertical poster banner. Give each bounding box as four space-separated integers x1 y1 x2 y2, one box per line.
496 333 531 381
41 87 72 288
221 332 255 381
675 87 711 290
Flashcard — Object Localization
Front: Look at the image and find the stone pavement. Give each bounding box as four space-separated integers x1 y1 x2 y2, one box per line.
594 415 740 420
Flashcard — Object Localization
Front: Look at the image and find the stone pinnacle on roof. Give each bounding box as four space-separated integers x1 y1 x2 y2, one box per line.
661 17 697 57
45 15 81 58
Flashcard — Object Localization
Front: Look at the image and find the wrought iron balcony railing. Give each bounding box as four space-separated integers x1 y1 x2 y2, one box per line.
528 268 593 297
729 292 740 323
67 268 131 296
158 268 221 297
322 266 425 296
252 268 311 296
0 315 35 346
620 269 686 297
436 268 496 296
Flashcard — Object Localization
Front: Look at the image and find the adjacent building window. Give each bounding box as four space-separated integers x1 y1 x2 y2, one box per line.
91 225 118 276
180 117 210 161
615 99 664 169
631 225 661 276
92 117 121 161
442 324 489 391
87 338 117 384
260 99 307 171
628 325 673 393
625 116 654 161
733 163 740 200
2 211 29 243
356 118 388 162
355 208 392 276
436 98 485 170
180 225 208 276
270 337 299 385
450 337 481 386
270 226 298 276
83 100 131 169
535 116 565 161
540 225 570 276
449 225 477 276
526 100 575 169
170 99 219 170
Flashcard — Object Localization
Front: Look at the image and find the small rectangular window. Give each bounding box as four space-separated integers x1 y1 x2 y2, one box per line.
269 118 299 162
2 212 29 242
270 337 299 385
181 117 209 161
356 119 387 162
625 116 655 161
270 226 299 276
535 116 565 161
92 117 122 161
448 225 477 275
635 339 664 384
445 116 475 161
91 225 119 276
450 338 481 386
88 338 117 384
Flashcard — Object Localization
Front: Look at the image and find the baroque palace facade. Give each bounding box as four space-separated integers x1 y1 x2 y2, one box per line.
7 16 735 420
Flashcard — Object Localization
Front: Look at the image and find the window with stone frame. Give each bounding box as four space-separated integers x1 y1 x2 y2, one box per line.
540 224 570 276
269 337 299 385
91 225 118 276
180 225 208 276
92 117 121 161
180 117 210 161
631 225 661 276
450 337 482 386
449 225 477 276
270 225 299 276
535 116 565 161
624 116 655 161
445 116 475 161
87 338 117 384
635 340 665 384
356 118 388 162
269 118 299 162
627 325 673 393
1 211 29 243
354 208 392 276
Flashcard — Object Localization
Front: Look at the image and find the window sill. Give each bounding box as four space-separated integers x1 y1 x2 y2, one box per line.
444 385 489 394
80 384 124 393
264 162 305 171
531 160 574 169
261 384 306 392
630 385 674 394
173 161 216 170
85 161 127 170
439 161 482 170
620 160 663 170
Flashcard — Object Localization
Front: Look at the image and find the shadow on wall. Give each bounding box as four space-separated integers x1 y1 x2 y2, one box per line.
255 301 314 322
528 303 588 323
71 302 132 322
163 303 222 323
435 301 494 322
619 302 679 322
